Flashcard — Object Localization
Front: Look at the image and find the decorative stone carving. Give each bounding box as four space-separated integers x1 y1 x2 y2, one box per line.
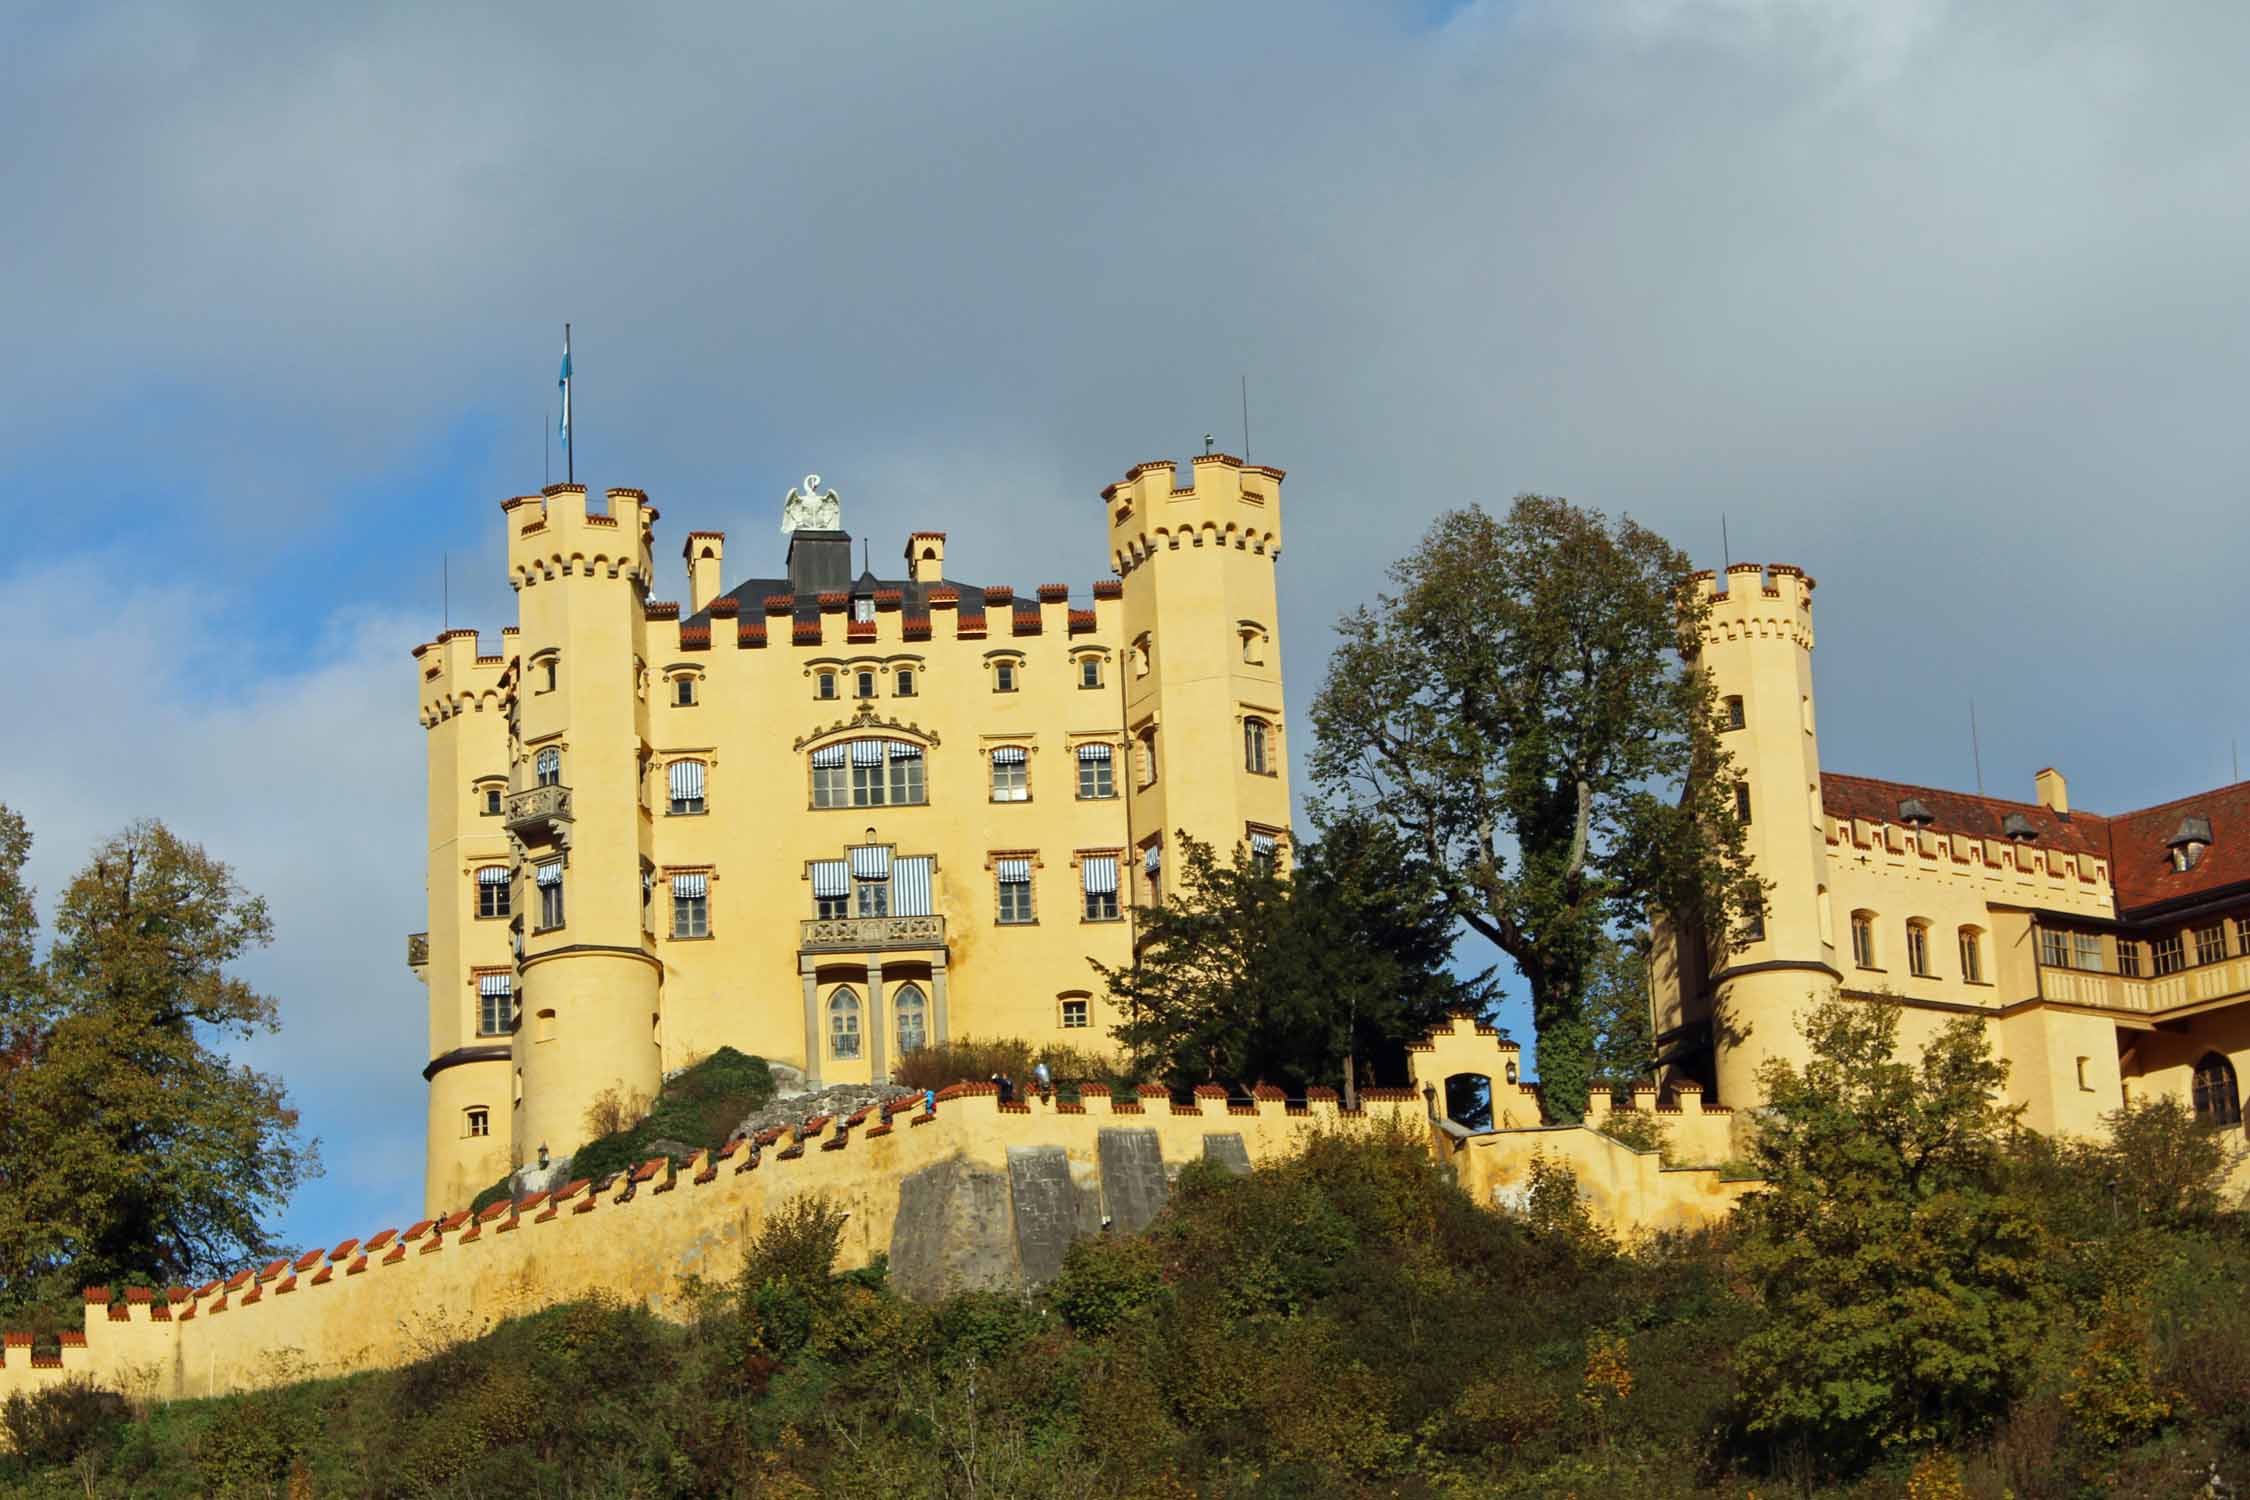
780 473 842 534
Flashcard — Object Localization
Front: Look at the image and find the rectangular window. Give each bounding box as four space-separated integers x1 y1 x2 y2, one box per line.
997 858 1033 924
853 597 875 623
818 673 838 700
1907 924 1930 976
477 975 513 1036
813 762 848 807
994 662 1018 693
990 746 1029 802
1143 843 1163 906
852 760 887 807
856 670 876 699
2073 932 2104 972
1249 830 1278 878
1079 657 1101 689
811 859 848 918
1082 854 1120 921
1061 998 1089 1029
1733 782 1752 823
535 862 564 930
2195 922 2227 966
674 677 696 706
1958 930 1983 984
2238 918 2250 957
1724 695 1745 730
1077 744 1115 799
2116 940 2141 977
482 786 503 816
856 879 890 918
476 867 510 919
816 893 848 919
466 1107 490 1138
2037 929 2069 969
672 873 709 939
1851 914 1874 968
888 744 925 806
896 668 915 697
667 760 707 816
2153 933 2186 976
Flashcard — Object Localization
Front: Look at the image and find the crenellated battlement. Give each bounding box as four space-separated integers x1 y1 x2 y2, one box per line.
1686 561 1816 653
412 627 514 727
504 485 659 595
1102 453 1284 577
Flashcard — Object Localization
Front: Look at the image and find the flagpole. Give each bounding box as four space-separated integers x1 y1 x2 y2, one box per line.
564 323 573 486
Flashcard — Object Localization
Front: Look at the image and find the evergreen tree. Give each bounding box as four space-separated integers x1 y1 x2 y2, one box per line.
1309 498 1761 1120
0 816 318 1306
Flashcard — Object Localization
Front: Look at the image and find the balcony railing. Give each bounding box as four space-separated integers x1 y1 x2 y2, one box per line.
406 931 429 971
2038 957 2250 1016
800 914 947 953
505 783 572 838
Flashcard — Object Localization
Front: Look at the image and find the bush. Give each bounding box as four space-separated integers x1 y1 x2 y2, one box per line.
1597 1110 1670 1161
1048 1235 1167 1336
1 1379 128 1467
892 1034 1135 1097
563 1047 781 1189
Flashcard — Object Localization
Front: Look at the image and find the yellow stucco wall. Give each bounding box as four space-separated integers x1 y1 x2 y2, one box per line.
412 457 1292 1213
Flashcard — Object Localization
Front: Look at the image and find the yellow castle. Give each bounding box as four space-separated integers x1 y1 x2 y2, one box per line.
1654 563 2249 1165
409 457 1293 1214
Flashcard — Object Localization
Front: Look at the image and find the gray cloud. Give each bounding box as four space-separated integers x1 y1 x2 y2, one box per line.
5 0 2248 1236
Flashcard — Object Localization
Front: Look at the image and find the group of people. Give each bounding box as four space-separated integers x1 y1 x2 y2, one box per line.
987 1060 1053 1106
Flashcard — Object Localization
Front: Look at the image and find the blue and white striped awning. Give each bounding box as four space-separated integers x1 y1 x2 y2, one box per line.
990 745 1026 765
672 872 707 899
668 760 705 800
893 855 934 916
1250 832 1277 856
478 973 513 996
1082 855 1118 895
1076 742 1111 762
996 857 1032 883
810 860 848 897
811 743 847 768
535 860 564 887
889 740 922 759
477 866 510 887
1143 845 1162 873
850 845 892 880
850 739 886 766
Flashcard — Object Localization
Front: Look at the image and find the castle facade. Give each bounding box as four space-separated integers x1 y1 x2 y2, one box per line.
411 456 1291 1213
1654 564 2250 1163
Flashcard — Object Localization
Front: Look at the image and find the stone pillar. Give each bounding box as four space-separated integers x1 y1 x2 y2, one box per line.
869 960 888 1083
800 960 822 1089
930 959 950 1046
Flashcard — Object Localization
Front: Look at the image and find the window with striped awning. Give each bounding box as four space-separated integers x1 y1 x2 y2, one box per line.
671 871 709 938
1076 741 1115 799
996 857 1032 882
1081 856 1119 894
1250 832 1277 855
811 860 849 898
476 973 513 1036
668 759 706 814
535 861 564 886
850 739 887 766
991 746 1027 764
1249 830 1278 876
893 855 934 917
477 866 510 886
671 872 707 899
478 973 513 996
850 845 892 880
991 744 1029 802
474 864 511 919
811 743 847 768
1143 845 1161 872
996 857 1033 924
1076 742 1111 761
889 741 922 759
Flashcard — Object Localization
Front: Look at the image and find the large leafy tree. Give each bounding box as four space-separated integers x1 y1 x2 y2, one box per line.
1095 817 1483 1100
0 815 318 1307
1733 999 2044 1470
1309 498 1760 1120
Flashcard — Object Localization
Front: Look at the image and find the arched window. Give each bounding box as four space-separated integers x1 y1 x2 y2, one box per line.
1850 910 1876 969
534 747 562 786
2192 1052 2241 1127
1243 718 1270 775
1906 919 1932 977
1958 926 1985 984
828 988 862 1059
894 984 928 1056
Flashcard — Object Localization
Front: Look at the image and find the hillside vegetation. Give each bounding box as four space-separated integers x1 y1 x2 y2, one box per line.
8 1002 2249 1497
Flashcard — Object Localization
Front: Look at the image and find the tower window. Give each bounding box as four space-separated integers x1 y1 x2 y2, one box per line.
537 657 558 693
1132 633 1152 677
1079 656 1102 690
1906 921 1931 977
534 747 562 787
1081 854 1120 921
1724 696 1745 731
477 781 505 816
673 676 698 707
2195 922 2227 966
1958 927 1984 984
1244 718 1271 775
1733 782 1752 823
475 867 511 919
667 759 707 816
1061 997 1090 1029
535 861 565 930
853 597 875 623
2075 932 2106 972
994 661 1019 693
857 670 876 699
465 1107 490 1138
817 672 838 701
896 668 916 697
1077 743 1115 799
2116 939 2141 977
671 872 710 939
2192 1052 2241 1127
477 973 514 1036
1850 911 1875 969
2037 929 2069 968
1137 726 1159 788
1240 625 1267 665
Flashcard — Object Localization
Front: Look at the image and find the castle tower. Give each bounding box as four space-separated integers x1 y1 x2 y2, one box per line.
493 484 665 1191
413 627 516 1214
1104 454 1292 890
1664 563 1832 1107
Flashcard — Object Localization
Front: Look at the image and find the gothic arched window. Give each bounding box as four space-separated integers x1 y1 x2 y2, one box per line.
894 983 928 1057
828 988 862 1060
2192 1052 2241 1127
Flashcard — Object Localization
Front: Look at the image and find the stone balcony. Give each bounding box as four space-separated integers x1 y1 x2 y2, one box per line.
505 783 572 841
406 931 428 978
799 914 946 954
2037 956 2250 1020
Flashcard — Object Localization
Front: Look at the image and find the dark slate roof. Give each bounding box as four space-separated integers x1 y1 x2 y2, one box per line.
682 574 986 628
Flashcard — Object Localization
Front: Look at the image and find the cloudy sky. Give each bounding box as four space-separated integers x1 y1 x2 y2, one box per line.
5 0 2246 1246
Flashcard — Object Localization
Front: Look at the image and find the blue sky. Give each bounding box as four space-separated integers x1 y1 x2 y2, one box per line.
4 0 2248 1251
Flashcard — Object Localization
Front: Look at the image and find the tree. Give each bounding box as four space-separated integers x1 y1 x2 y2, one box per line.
1732 998 2044 1471
0 817 319 1306
1584 933 1655 1101
1095 821 1484 1098
1309 498 1760 1121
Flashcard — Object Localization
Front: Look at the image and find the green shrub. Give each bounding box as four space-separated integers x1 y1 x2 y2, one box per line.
892 1034 1137 1096
0 1378 128 1468
1597 1109 1670 1160
1048 1235 1167 1336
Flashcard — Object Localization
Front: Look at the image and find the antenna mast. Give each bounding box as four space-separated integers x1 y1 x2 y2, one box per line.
1240 375 1251 462
1970 700 1985 796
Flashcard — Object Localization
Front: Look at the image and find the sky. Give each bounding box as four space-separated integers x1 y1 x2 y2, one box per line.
3 0 2248 1249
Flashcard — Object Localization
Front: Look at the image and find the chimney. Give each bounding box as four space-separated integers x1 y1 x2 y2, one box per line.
905 532 946 583
2035 767 2067 815
683 532 725 614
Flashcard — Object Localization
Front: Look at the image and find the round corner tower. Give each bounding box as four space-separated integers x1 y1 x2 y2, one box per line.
1678 561 1836 1109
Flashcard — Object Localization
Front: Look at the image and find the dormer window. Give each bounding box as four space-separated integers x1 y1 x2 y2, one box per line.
853 597 875 623
1897 798 1935 827
2168 815 2214 872
2001 812 2038 842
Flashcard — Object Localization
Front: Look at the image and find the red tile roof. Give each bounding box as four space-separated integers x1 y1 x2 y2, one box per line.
1820 773 2109 857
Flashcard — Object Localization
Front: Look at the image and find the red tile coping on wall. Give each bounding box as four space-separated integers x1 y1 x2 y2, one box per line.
821 1134 849 1149
382 1244 406 1265
1169 1102 1201 1116
847 620 875 641
82 1286 111 1304
1192 1084 1228 1099
1077 1081 1111 1096
817 591 849 609
956 614 986 637
903 616 931 640
1055 1101 1085 1115
983 585 1014 604
793 621 821 644
764 593 795 613
275 1274 298 1293
631 1157 666 1183
1111 1099 1144 1114
1136 1082 1170 1097
439 1209 473 1232
708 597 740 618
311 1266 333 1286
911 1111 935 1125
401 1219 437 1243
867 1122 895 1136
1227 1103 1257 1116
1251 1084 1287 1101
1092 579 1122 599
1360 1087 1418 1101
680 626 710 651
875 589 903 607
777 1145 805 1161
846 1106 872 1126
645 602 680 621
1068 609 1097 632
1000 1100 1031 1114
929 586 960 605
329 1236 360 1260
224 1269 253 1292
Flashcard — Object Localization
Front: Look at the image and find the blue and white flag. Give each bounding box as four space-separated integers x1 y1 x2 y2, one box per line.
557 327 572 452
